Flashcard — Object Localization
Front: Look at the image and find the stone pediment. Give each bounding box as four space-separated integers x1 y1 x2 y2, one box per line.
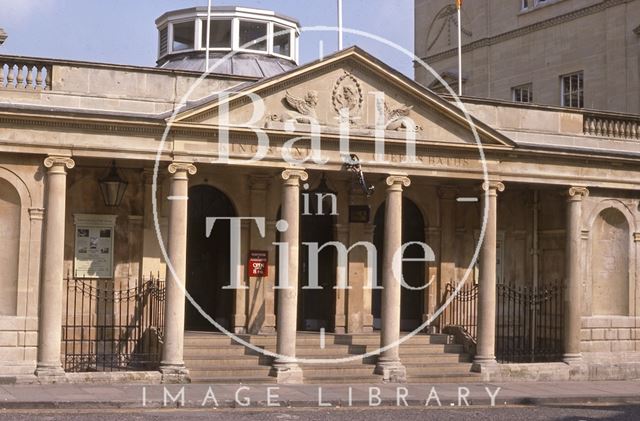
174 47 514 149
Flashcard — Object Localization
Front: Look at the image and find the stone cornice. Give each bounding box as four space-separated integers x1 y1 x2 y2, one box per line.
422 0 627 62
0 112 165 137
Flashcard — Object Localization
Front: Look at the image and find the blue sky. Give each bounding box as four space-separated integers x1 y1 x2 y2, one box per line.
1 0 415 76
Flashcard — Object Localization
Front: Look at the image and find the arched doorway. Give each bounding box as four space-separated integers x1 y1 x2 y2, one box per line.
185 185 236 331
373 198 425 331
298 207 336 331
275 185 337 332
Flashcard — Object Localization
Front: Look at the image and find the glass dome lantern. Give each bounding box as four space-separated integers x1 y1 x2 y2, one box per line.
155 6 300 78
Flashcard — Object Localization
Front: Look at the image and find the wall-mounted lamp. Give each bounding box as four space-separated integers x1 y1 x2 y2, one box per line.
99 160 128 207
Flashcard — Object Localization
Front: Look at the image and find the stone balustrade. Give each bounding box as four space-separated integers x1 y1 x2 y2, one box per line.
0 60 51 90
583 113 640 140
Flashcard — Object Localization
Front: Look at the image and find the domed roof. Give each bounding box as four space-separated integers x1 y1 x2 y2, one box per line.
155 6 299 80
158 51 297 79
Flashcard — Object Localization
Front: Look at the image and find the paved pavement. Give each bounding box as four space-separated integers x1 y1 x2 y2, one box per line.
1 406 640 420
0 381 638 409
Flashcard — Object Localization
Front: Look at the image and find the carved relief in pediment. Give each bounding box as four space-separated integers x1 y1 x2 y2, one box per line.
270 90 320 124
332 71 364 125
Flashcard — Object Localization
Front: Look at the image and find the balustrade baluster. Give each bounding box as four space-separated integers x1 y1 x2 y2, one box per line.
35 66 43 90
16 65 24 88
6 64 15 88
26 65 34 89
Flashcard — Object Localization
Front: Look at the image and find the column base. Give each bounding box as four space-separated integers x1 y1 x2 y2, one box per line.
471 356 497 373
160 364 191 384
375 359 406 383
34 364 66 383
563 353 583 365
270 362 303 384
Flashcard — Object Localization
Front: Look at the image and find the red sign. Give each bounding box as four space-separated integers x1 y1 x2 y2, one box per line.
248 251 268 277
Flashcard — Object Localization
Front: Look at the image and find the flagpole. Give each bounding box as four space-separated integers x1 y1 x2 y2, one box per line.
205 0 213 72
457 1 462 96
338 0 343 50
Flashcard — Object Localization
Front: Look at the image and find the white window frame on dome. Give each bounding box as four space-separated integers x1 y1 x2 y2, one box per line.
157 9 299 63
197 18 233 52
237 18 270 54
272 24 295 60
168 19 197 55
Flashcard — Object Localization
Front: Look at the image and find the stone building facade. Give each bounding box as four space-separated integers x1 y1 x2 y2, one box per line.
0 6 639 384
415 0 640 113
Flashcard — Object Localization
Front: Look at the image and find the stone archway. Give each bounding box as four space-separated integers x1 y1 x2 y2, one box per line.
592 207 631 316
185 185 236 331
0 178 20 315
373 198 426 331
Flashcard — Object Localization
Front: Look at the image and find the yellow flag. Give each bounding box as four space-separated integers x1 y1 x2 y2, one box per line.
456 0 463 9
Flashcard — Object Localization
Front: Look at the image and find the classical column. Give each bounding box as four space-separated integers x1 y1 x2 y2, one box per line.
472 181 504 371
375 175 411 383
334 223 350 334
160 162 196 383
271 169 307 384
35 156 75 379
563 186 589 363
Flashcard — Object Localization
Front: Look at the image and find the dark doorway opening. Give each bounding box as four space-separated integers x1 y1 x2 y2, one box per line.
275 189 336 332
298 208 336 331
373 198 425 331
185 185 235 331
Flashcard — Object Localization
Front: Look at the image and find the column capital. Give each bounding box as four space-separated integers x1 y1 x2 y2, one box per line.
168 162 197 178
481 181 505 194
44 156 75 171
28 207 45 221
634 232 640 243
567 186 589 201
385 175 411 190
281 169 308 186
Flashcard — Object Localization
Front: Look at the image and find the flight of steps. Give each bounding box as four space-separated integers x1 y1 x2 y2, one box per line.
183 331 480 384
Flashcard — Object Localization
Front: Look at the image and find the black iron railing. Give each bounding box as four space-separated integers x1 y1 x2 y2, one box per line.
438 280 564 363
496 282 564 363
438 282 478 340
62 274 165 372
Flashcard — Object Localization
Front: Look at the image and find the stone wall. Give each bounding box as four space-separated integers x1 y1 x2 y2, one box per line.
581 316 640 352
0 156 44 375
415 0 640 113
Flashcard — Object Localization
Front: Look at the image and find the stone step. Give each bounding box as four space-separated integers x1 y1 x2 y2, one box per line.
188 366 272 378
184 356 272 368
184 352 471 371
182 343 466 360
190 376 277 384
256 343 465 356
406 373 483 384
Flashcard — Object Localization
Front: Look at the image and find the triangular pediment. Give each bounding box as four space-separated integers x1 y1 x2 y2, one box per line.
173 47 514 149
